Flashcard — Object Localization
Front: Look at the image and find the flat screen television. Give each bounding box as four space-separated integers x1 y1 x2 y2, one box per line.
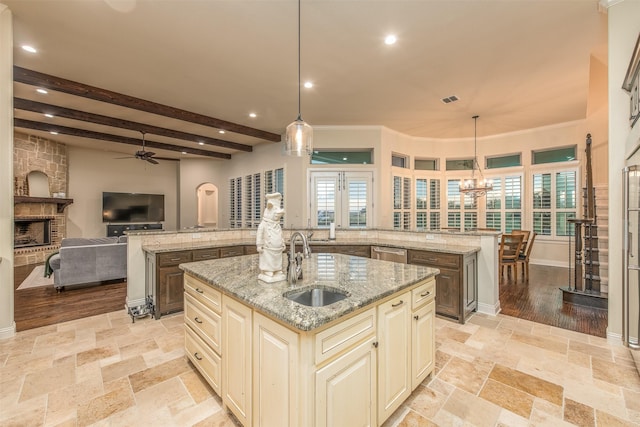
102 192 165 223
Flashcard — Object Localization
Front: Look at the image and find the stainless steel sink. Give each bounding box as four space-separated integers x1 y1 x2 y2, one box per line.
284 286 349 307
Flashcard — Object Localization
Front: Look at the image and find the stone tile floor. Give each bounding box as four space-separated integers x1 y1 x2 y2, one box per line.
1 310 639 426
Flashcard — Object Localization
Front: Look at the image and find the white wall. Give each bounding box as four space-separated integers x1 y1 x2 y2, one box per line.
67 147 179 237
608 0 640 340
0 4 14 339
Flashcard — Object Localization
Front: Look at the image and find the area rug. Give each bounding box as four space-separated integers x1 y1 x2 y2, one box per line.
17 265 54 290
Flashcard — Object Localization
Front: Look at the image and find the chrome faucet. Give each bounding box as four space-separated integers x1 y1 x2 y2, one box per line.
288 231 311 284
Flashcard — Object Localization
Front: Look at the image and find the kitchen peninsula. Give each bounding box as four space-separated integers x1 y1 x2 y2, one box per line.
180 253 439 426
127 228 498 321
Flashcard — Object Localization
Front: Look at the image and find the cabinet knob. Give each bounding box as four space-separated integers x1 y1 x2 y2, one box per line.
414 315 419 320
391 300 404 308
195 288 204 294
194 317 203 324
194 352 203 361
372 341 379 348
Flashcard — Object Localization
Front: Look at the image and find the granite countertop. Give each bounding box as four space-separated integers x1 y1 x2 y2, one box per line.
180 253 439 332
144 237 479 256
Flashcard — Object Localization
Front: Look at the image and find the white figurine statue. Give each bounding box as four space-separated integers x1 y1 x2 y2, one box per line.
256 192 286 282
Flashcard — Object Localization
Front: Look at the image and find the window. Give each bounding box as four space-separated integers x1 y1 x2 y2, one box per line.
392 154 408 169
446 158 474 171
393 175 411 229
414 158 438 171
311 150 373 165
532 170 577 236
486 153 521 169
532 146 576 165
485 175 522 232
447 179 477 230
416 177 441 230
230 167 285 228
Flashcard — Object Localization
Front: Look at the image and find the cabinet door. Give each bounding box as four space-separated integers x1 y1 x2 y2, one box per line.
435 267 460 320
253 312 299 427
463 254 478 320
411 300 435 389
377 292 411 423
223 296 252 426
315 339 377 427
157 266 185 315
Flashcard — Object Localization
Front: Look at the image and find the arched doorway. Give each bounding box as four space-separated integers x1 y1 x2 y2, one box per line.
197 183 218 228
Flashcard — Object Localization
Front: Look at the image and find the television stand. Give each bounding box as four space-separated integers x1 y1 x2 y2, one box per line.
107 223 163 237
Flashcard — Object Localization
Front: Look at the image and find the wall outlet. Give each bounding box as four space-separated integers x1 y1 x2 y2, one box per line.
192 233 201 239
425 234 435 240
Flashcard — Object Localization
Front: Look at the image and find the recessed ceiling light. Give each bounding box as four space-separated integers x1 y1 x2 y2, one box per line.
181 151 187 154
343 157 348 161
44 113 54 118
36 88 48 94
249 113 257 118
304 81 313 89
50 131 58 135
198 142 204 146
219 130 225 134
384 35 397 45
21 45 37 53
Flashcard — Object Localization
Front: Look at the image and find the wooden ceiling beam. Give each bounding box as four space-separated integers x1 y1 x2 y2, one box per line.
14 66 282 143
14 97 252 152
14 118 231 160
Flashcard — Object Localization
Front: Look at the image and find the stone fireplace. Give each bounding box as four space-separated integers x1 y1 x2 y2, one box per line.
13 132 70 266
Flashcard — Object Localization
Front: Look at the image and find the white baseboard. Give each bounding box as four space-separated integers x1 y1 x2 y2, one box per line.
477 301 501 316
530 259 570 268
606 330 639 347
0 322 16 340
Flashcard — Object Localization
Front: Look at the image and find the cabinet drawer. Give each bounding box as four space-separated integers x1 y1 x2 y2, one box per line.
193 248 220 261
185 293 222 354
408 250 460 268
411 278 436 310
220 246 244 258
158 250 193 267
185 325 221 395
315 307 376 365
184 274 222 314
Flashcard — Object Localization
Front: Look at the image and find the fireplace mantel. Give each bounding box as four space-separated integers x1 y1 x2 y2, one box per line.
14 196 74 213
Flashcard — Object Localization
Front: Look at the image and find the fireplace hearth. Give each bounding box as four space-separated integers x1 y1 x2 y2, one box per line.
14 218 52 248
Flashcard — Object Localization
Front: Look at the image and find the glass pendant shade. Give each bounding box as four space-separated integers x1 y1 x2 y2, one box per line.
284 117 313 156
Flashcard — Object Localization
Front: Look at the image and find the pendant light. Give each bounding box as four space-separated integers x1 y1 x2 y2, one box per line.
284 0 313 156
460 115 492 197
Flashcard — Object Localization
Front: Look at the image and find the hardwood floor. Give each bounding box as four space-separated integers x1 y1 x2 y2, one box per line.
13 262 608 338
499 263 608 337
13 263 127 332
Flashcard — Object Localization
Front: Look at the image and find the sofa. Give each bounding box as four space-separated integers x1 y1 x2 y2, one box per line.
48 236 127 290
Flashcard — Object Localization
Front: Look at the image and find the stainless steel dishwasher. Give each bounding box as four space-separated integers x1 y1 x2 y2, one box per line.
370 246 408 263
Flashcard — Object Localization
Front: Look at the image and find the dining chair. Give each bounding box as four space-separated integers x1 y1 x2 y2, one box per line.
510 230 530 257
499 233 524 281
517 231 536 281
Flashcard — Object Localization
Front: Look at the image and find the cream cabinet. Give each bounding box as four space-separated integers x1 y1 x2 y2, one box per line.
411 279 436 389
377 291 411 422
253 312 300 427
315 338 377 427
223 295 253 426
184 273 436 427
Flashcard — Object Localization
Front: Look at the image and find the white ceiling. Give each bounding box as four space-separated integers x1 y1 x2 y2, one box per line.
4 0 608 160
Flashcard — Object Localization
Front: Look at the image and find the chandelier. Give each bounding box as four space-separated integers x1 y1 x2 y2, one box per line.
283 0 313 156
460 115 492 197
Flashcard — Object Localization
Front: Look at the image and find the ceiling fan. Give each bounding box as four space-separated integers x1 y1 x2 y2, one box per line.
118 131 176 164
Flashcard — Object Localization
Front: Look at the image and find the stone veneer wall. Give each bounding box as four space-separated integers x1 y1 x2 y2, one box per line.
13 132 69 266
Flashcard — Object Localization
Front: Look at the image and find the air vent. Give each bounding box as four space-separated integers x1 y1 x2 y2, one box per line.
441 95 459 104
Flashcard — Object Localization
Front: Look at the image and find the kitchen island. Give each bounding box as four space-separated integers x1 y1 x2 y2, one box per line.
180 253 439 427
